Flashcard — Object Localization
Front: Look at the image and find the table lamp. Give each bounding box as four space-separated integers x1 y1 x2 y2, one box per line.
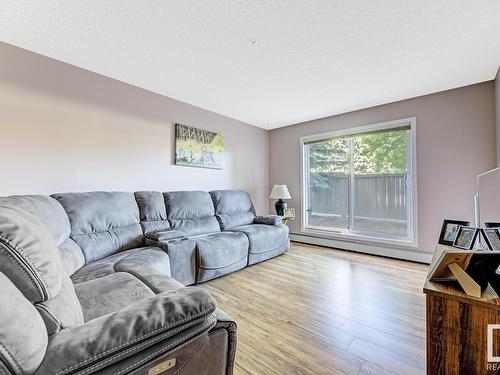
269 184 291 216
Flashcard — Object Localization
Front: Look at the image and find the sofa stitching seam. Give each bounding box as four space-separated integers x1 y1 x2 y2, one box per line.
0 241 44 299
112 251 137 274
35 302 61 328
70 222 141 238
7 233 58 298
55 304 216 374
198 255 247 270
121 270 160 294
0 343 23 373
172 334 209 375
248 241 289 255
0 235 49 291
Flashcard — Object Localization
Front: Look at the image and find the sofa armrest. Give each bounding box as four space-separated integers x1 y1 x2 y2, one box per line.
145 229 187 242
253 215 283 225
35 287 217 375
145 237 197 285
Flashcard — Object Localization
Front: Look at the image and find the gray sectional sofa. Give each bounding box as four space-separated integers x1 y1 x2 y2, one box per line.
0 189 289 375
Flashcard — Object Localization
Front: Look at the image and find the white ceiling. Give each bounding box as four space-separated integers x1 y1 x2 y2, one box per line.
1 1 500 129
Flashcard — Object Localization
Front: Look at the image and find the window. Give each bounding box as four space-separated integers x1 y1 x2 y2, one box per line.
301 118 416 244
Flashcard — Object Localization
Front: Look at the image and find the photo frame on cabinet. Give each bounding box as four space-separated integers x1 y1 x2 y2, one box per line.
452 226 479 250
482 228 500 250
438 219 470 246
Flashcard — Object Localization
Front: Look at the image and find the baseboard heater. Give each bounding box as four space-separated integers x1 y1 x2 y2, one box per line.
290 232 432 264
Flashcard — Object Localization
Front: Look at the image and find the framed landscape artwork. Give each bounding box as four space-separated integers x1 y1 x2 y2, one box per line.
175 124 224 169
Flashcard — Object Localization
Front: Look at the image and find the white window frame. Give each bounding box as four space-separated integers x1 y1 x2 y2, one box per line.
300 117 418 248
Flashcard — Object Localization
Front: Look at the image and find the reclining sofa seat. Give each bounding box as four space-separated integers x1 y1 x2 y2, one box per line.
53 191 185 321
165 191 250 283
136 191 249 284
0 193 236 375
210 190 290 265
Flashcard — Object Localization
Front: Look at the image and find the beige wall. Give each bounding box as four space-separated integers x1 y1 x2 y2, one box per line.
0 42 270 213
269 82 496 255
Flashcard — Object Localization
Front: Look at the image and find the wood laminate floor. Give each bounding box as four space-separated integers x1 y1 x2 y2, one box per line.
202 242 428 375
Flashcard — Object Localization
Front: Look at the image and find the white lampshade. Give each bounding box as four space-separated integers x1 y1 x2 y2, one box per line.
269 185 291 200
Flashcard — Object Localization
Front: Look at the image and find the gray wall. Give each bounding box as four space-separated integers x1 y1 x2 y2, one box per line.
0 42 270 213
269 82 496 255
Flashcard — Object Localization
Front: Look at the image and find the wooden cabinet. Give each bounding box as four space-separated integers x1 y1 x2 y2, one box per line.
424 278 500 374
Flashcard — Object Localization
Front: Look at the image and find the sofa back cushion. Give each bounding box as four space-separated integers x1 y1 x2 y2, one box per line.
0 272 48 375
134 191 170 234
0 195 70 245
0 196 84 335
210 190 255 230
0 195 85 276
53 192 143 263
164 191 220 236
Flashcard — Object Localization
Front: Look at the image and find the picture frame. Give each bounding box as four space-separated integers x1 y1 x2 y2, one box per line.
452 226 479 250
283 208 295 219
485 222 500 228
428 247 473 281
174 123 224 170
438 219 470 246
482 228 500 250
428 246 500 298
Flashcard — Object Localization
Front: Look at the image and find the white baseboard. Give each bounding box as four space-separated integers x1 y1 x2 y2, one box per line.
290 233 433 264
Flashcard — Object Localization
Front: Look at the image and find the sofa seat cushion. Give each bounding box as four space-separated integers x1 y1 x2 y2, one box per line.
71 248 143 284
194 232 249 283
231 224 289 264
75 272 155 321
72 246 184 321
